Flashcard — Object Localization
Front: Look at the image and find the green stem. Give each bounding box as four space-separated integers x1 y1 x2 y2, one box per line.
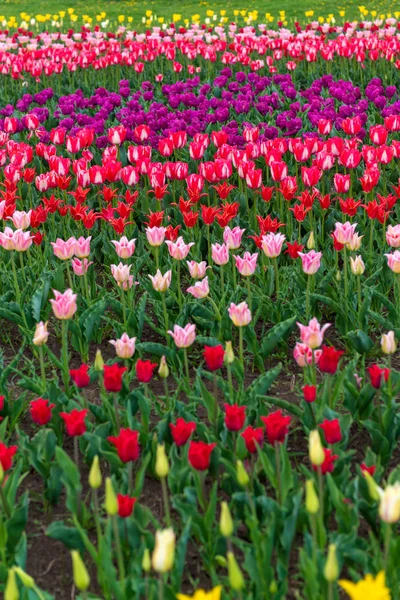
177 261 182 310
183 348 190 382
113 393 121 432
161 477 171 527
306 275 312 321
39 345 46 392
274 443 282 506
239 327 244 368
161 293 169 342
61 320 70 395
112 515 126 582
92 489 102 547
273 257 279 296
246 276 252 312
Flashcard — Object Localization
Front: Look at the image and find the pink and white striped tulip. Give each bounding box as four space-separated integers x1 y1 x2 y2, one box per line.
228 302 252 327
187 277 210 298
234 252 258 276
168 324 196 348
50 289 77 320
297 317 330 349
165 236 195 260
111 236 137 259
109 333 137 359
261 233 286 258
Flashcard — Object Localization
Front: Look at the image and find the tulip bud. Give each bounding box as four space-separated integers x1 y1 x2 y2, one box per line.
236 460 250 487
381 331 397 355
32 321 49 346
155 444 169 478
5 569 19 600
105 477 118 516
13 567 34 589
219 501 234 537
269 580 278 594
309 430 325 467
224 341 235 364
158 356 169 379
306 231 315 250
324 544 339 582
142 548 151 572
215 555 227 567
89 455 102 489
305 479 319 514
227 551 244 591
71 550 90 591
335 270 341 282
152 528 176 573
350 255 365 276
94 349 104 372
364 471 381 502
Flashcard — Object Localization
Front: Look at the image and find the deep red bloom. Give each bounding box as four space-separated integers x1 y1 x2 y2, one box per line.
103 364 127 392
169 418 196 446
188 441 216 471
0 442 17 471
70 364 90 388
201 205 220 225
203 345 225 371
261 410 291 445
224 404 246 431
60 409 88 437
367 364 390 389
0 396 4 412
30 398 55 425
117 494 137 517
241 426 264 453
318 346 345 374
312 448 338 475
165 224 181 241
135 359 157 383
285 240 304 259
361 463 376 476
108 428 140 463
303 385 316 403
319 418 342 444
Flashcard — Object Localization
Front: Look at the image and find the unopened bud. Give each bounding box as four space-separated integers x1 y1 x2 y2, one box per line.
142 548 151 572
219 501 233 537
94 349 104 372
158 356 169 379
224 341 235 364
89 455 102 489
13 567 34 589
324 544 339 582
227 551 244 591
5 569 19 600
155 444 169 478
105 477 118 516
305 479 319 514
71 550 90 591
309 430 325 467
236 460 250 487
306 231 315 249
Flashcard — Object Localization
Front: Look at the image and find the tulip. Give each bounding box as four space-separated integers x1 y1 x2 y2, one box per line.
158 356 169 379
111 236 136 259
334 221 358 245
309 430 325 467
103 363 127 392
89 455 102 489
227 551 244 591
5 569 19 600
324 544 339 582
146 226 166 247
30 398 55 425
187 260 209 279
241 426 264 453
148 269 172 292
71 258 93 276
347 233 363 251
261 232 286 258
105 477 118 516
236 459 250 487
381 331 397 355
108 428 140 463
155 444 169 479
349 256 365 276
305 480 319 514
220 501 234 537
152 528 176 573
109 333 136 359
187 277 210 299
136 359 157 383
234 251 258 276
293 343 322 367
168 324 196 349
71 551 90 591
223 226 245 250
211 242 230 265
385 251 400 273
51 237 76 260
111 262 131 284
298 250 322 275
142 548 151 572
297 318 330 349
379 483 400 523
13 230 33 252
166 236 195 260
33 321 49 346
386 224 400 248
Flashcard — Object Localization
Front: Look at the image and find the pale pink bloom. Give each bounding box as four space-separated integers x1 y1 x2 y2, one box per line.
234 252 258 276
385 251 400 274
120 276 138 291
50 288 78 320
111 236 136 259
13 229 33 252
223 226 245 250
71 258 93 276
347 233 363 251
146 226 166 247
211 243 230 266
148 269 172 292
187 277 210 298
51 237 76 260
261 232 286 258
187 260 209 279
298 250 322 275
165 236 194 260
228 302 252 327
0 227 16 250
109 332 137 359
297 317 330 349
168 323 196 348
111 262 131 283
8 210 32 230
386 224 400 248
33 321 49 346
74 236 92 258
350 256 365 275
293 342 322 367
0 200 5 220
334 221 358 245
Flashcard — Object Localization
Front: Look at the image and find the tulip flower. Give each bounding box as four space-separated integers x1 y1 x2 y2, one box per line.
103 364 127 392
71 551 90 592
135 359 157 383
168 324 196 349
319 419 342 444
169 418 196 446
187 277 210 299
148 269 172 292
187 260 209 279
30 398 55 425
381 331 397 355
297 318 330 349
109 333 136 359
69 364 90 388
188 441 216 471
50 288 77 320
152 528 176 574
204 345 225 371
241 426 264 454
224 404 246 432
117 494 137 518
33 321 49 346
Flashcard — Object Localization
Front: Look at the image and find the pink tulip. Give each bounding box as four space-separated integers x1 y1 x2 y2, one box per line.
0 227 15 250
111 263 131 283
234 252 258 276
211 243 230 266
334 221 358 245
298 250 322 275
223 226 245 250
187 260 209 279
111 236 137 259
347 233 363 251
385 251 400 273
109 333 137 359
50 289 77 320
74 236 92 258
120 276 137 291
261 233 286 258
148 269 172 292
168 323 196 348
13 229 33 252
71 258 93 276
8 210 31 230
297 317 330 349
228 302 252 327
293 342 322 367
187 277 210 298
386 225 400 248
0 200 6 220
146 226 166 247
33 321 49 346
165 236 195 260
51 237 76 260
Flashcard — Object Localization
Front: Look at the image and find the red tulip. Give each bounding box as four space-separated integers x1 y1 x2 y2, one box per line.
60 409 88 437
360 463 376 476
0 396 4 412
285 241 304 259
203 345 225 371
108 428 140 463
170 418 196 446
103 364 127 393
312 448 338 475
317 119 332 135
318 346 345 374
30 398 55 425
341 116 362 135
188 441 216 471
241 426 264 453
70 364 90 388
367 364 390 389
370 125 388 146
303 385 316 403
319 419 342 444
135 359 157 383
261 410 291 445
117 494 137 517
0 442 17 471
224 404 246 432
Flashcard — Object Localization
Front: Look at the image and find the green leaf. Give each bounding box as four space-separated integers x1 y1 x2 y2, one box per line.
260 316 297 359
46 521 85 551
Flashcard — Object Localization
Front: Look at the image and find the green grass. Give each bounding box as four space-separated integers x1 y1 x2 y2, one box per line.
0 0 399 26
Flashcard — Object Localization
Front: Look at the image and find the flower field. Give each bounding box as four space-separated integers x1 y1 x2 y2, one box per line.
0 9 400 600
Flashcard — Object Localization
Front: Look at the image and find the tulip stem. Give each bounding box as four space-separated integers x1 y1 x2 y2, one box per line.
327 581 333 600
120 288 127 330
0 485 10 519
61 320 70 395
158 574 164 600
239 327 244 368
161 477 171 527
39 345 46 392
177 261 183 310
273 257 279 296
384 523 392 568
183 348 190 382
92 489 102 546
112 515 126 582
161 294 169 342
220 264 224 292
274 442 282 506
306 275 311 321
10 252 28 329
113 393 121 432
246 277 252 312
